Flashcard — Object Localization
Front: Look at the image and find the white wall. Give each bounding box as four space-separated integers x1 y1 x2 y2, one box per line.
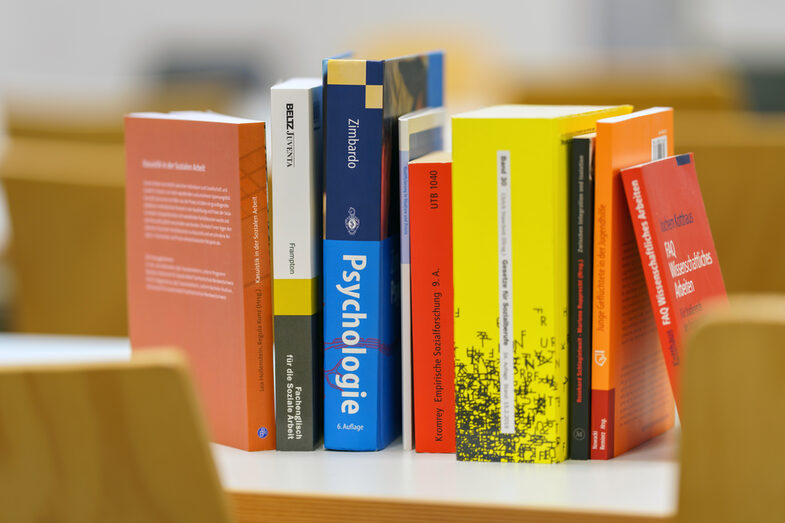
1 0 784 95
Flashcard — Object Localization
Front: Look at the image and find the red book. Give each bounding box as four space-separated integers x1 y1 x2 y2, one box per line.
622 153 727 410
408 151 455 453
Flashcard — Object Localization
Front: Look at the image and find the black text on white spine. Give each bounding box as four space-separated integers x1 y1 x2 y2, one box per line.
285 103 295 168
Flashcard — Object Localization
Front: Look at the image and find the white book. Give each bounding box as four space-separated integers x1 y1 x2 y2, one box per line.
270 77 323 450
271 78 323 283
398 107 446 451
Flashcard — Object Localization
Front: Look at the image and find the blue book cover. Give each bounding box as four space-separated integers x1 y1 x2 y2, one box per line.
322 52 444 450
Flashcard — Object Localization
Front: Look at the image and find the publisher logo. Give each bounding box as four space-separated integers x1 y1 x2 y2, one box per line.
573 428 586 441
594 350 607 367
257 427 269 439
286 103 294 131
345 207 360 235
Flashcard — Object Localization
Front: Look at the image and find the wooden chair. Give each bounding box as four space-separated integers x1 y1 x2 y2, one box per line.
517 64 744 111
1 137 127 336
0 349 232 523
679 295 785 522
676 111 785 294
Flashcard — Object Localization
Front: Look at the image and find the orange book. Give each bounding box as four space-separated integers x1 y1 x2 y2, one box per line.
124 111 275 451
591 108 675 459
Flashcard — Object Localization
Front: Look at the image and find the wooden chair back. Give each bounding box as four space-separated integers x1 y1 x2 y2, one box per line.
676 111 785 294
679 296 785 522
0 349 232 523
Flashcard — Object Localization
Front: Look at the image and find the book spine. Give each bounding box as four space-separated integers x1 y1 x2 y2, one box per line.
271 85 324 450
322 60 399 450
591 130 613 460
400 144 413 451
323 239 397 450
238 123 276 450
453 119 572 463
399 113 446 452
622 166 684 409
569 137 593 460
410 160 455 453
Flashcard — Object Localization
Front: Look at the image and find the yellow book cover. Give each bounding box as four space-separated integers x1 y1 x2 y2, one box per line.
451 104 632 463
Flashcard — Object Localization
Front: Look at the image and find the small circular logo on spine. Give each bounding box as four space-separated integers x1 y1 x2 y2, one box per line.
257 427 269 439
345 207 360 235
573 428 586 441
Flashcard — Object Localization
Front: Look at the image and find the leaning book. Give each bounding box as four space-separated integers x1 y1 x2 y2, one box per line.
125 111 275 451
271 78 324 450
322 51 443 451
451 104 630 463
621 152 727 411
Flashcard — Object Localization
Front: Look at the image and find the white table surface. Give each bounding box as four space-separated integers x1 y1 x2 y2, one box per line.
0 333 679 517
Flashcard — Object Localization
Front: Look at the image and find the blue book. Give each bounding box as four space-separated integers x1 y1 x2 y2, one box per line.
322 52 444 450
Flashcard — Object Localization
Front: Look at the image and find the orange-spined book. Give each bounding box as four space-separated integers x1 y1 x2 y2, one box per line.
591 107 675 459
408 151 454 453
124 111 275 451
621 153 727 411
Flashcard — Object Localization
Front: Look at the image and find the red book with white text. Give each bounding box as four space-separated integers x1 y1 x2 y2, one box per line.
621 153 727 410
409 151 455 453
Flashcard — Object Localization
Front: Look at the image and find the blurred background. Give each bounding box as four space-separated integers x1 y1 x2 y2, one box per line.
1 0 784 336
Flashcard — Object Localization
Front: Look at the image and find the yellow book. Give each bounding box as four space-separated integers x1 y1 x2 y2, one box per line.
451 104 632 463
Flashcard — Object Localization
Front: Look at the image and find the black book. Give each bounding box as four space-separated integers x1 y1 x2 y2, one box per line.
569 133 595 460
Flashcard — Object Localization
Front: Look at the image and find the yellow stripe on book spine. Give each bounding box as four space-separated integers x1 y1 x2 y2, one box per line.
365 85 383 109
327 60 366 85
274 278 320 316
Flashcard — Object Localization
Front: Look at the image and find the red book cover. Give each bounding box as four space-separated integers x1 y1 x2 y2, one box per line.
124 112 276 451
408 151 455 453
622 153 727 410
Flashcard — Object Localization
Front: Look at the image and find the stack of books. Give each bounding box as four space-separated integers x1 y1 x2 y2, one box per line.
124 50 727 461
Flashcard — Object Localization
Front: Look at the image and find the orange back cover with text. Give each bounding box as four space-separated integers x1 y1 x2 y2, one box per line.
124 112 275 451
591 108 675 459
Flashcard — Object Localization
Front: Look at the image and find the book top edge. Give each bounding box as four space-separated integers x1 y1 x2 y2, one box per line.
597 106 673 124
126 111 262 125
399 106 446 122
324 50 443 65
621 152 693 174
272 78 322 90
452 105 632 120
410 150 451 164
